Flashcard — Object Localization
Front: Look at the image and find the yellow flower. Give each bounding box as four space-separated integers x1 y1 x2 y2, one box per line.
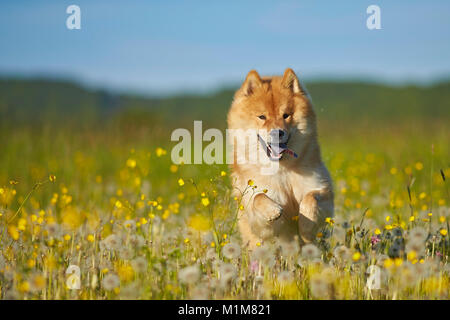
409 216 415 222
170 164 178 173
247 179 254 186
374 228 381 235
384 258 393 268
439 216 446 223
415 162 423 171
419 192 426 200
394 258 403 267
201 197 210 207
390 167 397 175
18 281 30 293
407 250 417 261
440 229 448 237
155 147 166 157
352 252 361 262
239 204 244 211
220 171 227 177
8 225 20 240
117 263 134 282
87 234 95 242
64 234 71 241
210 241 215 247
385 224 393 230
126 158 136 168
115 200 122 209
49 174 56 182
178 178 185 186
188 214 211 232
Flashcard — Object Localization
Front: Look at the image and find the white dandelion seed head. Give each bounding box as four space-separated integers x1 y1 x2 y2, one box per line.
280 240 300 257
333 245 351 261
251 245 272 261
128 234 145 249
190 285 210 300
123 219 137 232
408 227 428 243
310 274 329 299
179 265 201 285
131 256 148 273
206 248 217 261
301 244 321 260
102 234 122 251
102 274 120 291
46 223 61 238
222 242 241 260
277 271 293 283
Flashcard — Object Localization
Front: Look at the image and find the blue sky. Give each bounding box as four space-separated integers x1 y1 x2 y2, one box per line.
0 0 449 94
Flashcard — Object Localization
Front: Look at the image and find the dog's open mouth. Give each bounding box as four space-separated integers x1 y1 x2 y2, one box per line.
257 134 298 161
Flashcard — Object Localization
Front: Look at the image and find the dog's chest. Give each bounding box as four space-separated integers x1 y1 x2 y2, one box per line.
260 169 321 215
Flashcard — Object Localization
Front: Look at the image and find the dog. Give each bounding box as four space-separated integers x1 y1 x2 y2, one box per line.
227 68 334 248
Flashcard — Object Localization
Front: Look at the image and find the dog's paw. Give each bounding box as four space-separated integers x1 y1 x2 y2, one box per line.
263 203 283 223
253 193 283 223
299 192 319 222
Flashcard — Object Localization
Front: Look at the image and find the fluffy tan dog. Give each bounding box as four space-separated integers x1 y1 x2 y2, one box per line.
227 68 334 248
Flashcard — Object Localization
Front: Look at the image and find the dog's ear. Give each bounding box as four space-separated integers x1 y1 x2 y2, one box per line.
282 68 303 95
241 70 262 96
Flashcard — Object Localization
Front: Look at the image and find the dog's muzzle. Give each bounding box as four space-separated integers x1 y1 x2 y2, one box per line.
257 131 298 161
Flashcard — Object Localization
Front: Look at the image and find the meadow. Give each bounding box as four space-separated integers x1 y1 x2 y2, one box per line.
0 80 449 300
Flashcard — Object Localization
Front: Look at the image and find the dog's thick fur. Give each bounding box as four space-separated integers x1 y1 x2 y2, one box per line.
227 68 334 248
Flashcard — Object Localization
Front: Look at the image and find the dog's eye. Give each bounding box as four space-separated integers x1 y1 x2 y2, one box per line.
258 115 266 120
283 113 290 119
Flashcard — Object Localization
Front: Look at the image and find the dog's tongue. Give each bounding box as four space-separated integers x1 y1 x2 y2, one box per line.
269 143 288 157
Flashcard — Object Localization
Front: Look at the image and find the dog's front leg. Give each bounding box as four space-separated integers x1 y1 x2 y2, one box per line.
252 193 283 223
299 188 333 243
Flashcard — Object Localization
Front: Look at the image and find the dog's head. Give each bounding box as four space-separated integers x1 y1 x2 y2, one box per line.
227 68 317 162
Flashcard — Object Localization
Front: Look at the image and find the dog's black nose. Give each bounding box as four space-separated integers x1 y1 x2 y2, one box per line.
270 129 286 142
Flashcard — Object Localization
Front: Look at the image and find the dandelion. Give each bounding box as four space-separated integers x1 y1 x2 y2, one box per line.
126 158 136 169
277 271 293 284
102 234 122 251
131 257 148 273
280 240 300 257
29 274 46 293
102 274 120 291
440 229 448 237
310 274 329 298
220 171 227 177
178 178 185 186
87 234 95 242
179 265 201 285
190 285 210 300
46 223 60 238
222 242 241 259
352 251 361 262
301 244 320 260
408 227 428 242
333 245 351 261
201 197 210 207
